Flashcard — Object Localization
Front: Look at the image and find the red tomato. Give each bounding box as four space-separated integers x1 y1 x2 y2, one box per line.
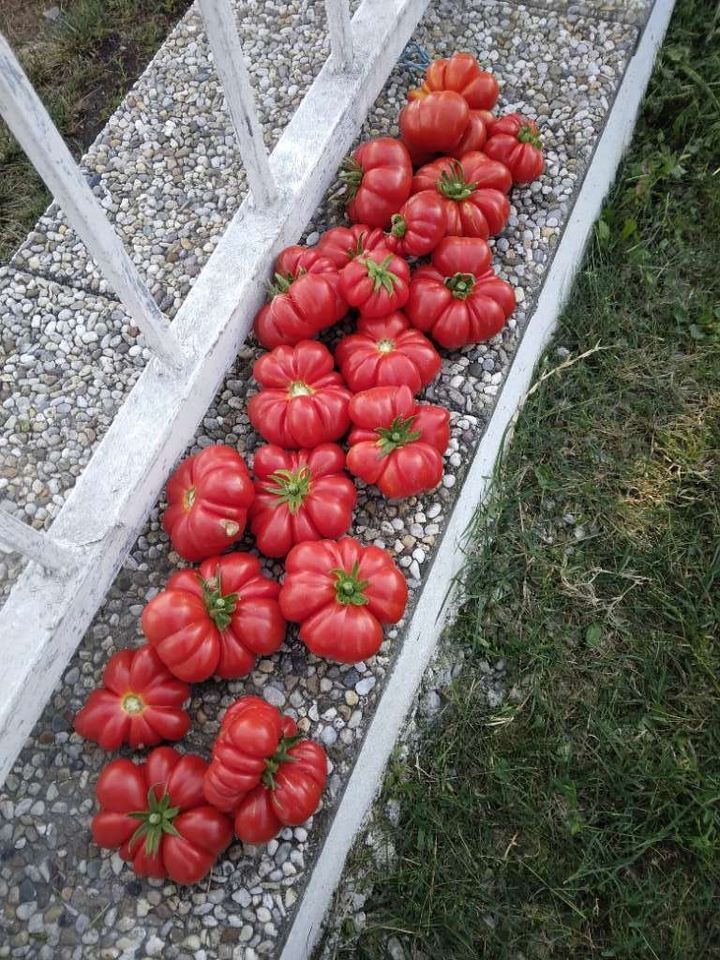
280 536 408 663
248 341 351 449
316 223 387 269
340 248 410 318
249 443 357 558
412 152 512 239
381 192 447 258
141 553 285 683
336 312 441 395
483 113 545 184
74 646 190 751
448 110 489 159
204 696 327 844
254 245 346 348
91 746 232 885
346 386 449 499
340 138 412 228
399 90 469 161
406 236 516 349
162 446 254 563
410 53 499 111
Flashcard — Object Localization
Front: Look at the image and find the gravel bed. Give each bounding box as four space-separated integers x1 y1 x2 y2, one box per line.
523 0 654 27
0 0 640 955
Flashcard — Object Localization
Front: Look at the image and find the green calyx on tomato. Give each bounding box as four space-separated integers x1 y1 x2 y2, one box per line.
261 733 302 789
127 788 181 856
338 157 363 201
287 380 314 398
437 160 477 201
199 570 239 631
182 486 196 511
375 415 422 455
121 693 145 716
332 562 370 607
267 466 312 515
268 270 301 298
517 124 542 148
389 214 408 238
364 255 401 296
444 272 476 300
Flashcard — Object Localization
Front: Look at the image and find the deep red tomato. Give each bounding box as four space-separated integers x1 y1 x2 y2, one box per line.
406 236 516 349
162 445 254 563
346 385 450 499
483 113 545 184
91 746 232 885
380 192 447 258
410 53 499 111
399 90 469 162
254 245 346 348
74 645 190 751
248 341 351 449
336 312 441 395
142 553 285 682
340 138 412 228
340 248 410 318
204 696 327 844
316 223 387 269
448 110 489 159
412 152 512 239
280 536 408 663
249 443 357 558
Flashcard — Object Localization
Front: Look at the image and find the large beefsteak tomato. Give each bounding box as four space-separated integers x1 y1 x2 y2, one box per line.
340 138 412 228
483 113 545 184
399 90 469 163
162 445 254 563
279 537 408 663
250 443 357 558
380 192 447 259
410 53 499 111
247 341 351 448
316 223 386 269
141 553 285 682
91 747 233 885
340 248 410 318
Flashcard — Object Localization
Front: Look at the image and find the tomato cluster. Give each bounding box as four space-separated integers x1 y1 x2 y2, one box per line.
74 50 544 889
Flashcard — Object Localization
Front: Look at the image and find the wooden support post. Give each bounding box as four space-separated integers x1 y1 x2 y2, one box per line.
324 0 354 71
0 510 76 574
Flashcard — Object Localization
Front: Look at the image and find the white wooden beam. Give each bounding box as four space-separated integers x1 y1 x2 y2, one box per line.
0 510 77 573
197 0 278 207
0 32 185 371
324 0 354 71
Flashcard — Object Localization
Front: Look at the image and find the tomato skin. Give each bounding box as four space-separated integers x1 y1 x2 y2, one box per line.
74 646 190 751
254 245 347 348
412 152 512 239
336 312 441 395
406 237 516 349
342 138 412 229
411 53 499 111
346 386 449 499
340 248 410 318
249 443 357 558
400 90 469 160
203 696 327 844
91 747 233 885
141 553 285 683
248 341 352 449
162 446 254 563
483 113 545 184
381 192 447 259
316 224 387 269
280 536 408 663
448 110 488 159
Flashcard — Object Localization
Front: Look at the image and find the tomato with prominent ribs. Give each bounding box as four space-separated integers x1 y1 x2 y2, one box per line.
410 53 499 111
316 223 386 269
379 192 447 259
340 248 410 318
399 90 469 163
483 113 545 184
340 138 412 228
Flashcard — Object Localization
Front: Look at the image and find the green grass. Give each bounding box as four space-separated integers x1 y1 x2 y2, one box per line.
332 0 720 957
0 0 191 261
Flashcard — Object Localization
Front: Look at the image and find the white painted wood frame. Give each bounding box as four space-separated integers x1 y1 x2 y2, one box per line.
324 0 355 70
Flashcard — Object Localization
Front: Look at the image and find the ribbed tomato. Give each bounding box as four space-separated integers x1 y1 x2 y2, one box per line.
204 696 327 844
340 248 410 318
249 443 357 558
335 312 441 395
399 90 469 163
410 53 499 111
346 385 450 499
141 553 285 682
483 113 545 184
380 191 447 258
406 236 516 349
75 645 190 751
340 138 412 228
316 223 387 269
247 341 351 449
162 445 254 563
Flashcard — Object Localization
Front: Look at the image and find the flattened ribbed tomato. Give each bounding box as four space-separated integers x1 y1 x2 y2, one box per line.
74 645 190 751
249 443 357 558
162 445 254 563
380 191 447 259
410 53 499 111
335 312 441 395
247 341 351 449
204 696 327 844
406 236 516 349
340 248 410 318
412 152 512 239
340 138 412 228
279 536 408 663
483 113 545 184
253 245 347 348
346 385 450 499
399 90 469 163
316 223 387 269
141 553 285 682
